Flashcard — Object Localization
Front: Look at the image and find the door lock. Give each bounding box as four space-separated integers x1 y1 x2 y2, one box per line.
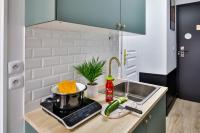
178 46 189 57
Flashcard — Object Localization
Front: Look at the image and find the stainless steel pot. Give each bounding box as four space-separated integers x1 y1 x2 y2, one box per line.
49 83 87 110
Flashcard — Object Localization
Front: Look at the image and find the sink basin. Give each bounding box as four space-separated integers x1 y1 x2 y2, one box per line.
100 81 160 105
114 81 160 104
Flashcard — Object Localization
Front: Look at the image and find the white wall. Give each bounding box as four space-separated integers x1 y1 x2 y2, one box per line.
167 0 177 73
7 0 25 132
0 0 7 132
176 0 200 5
123 0 176 75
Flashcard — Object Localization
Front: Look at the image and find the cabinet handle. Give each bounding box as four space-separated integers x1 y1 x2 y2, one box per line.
144 119 148 124
121 24 126 29
148 115 152 120
116 23 122 30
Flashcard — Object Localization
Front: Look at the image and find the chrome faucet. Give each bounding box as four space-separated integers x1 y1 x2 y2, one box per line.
108 57 120 78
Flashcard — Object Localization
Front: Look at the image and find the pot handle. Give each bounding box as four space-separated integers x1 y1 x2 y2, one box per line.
46 97 59 103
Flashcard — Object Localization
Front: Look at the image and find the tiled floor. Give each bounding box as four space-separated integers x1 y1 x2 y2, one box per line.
166 99 200 133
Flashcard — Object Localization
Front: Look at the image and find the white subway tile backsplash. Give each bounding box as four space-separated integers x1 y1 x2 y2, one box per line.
25 58 42 69
32 67 52 79
60 56 74 64
68 47 81 55
52 30 66 39
25 70 32 81
60 72 74 81
52 48 68 56
52 65 68 75
61 31 81 40
75 40 87 47
42 39 59 48
43 56 60 67
32 87 51 100
34 28 52 38
25 99 41 113
25 80 42 91
81 47 89 54
68 64 76 72
60 40 75 48
25 28 33 37
26 38 42 48
43 76 60 87
25 27 119 112
75 55 86 63
33 48 52 57
25 48 32 58
25 91 32 104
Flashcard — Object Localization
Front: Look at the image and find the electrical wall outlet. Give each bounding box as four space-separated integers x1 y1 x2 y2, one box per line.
8 60 24 75
9 75 24 90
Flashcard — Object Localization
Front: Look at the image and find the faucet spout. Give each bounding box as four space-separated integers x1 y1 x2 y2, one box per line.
108 57 120 77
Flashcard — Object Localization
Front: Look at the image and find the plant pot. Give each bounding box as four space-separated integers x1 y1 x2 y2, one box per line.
87 84 98 98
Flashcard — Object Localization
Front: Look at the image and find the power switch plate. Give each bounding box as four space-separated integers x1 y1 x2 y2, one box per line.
8 60 24 75
9 75 24 90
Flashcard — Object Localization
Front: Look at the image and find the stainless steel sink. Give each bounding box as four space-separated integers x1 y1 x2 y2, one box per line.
100 81 160 105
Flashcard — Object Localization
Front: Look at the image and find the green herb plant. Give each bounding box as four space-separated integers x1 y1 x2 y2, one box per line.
74 57 106 85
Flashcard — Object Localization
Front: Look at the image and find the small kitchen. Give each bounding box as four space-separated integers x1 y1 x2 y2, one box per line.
6 0 178 132
23 0 170 133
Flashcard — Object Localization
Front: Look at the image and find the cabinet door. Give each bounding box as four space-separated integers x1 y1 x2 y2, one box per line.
133 122 147 133
147 95 166 133
121 0 146 34
25 122 37 133
57 0 120 30
25 0 56 26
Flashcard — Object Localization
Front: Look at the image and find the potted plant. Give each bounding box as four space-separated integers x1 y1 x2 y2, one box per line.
74 57 106 98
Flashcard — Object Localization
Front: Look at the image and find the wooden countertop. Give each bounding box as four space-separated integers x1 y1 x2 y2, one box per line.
25 85 167 133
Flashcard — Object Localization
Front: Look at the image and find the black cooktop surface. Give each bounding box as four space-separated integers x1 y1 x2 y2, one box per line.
40 97 102 129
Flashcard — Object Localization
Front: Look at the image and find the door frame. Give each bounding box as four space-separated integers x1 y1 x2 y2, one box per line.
176 1 200 98
0 0 7 132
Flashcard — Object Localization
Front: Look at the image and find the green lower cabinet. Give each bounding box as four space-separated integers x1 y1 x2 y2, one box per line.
133 95 166 133
134 122 147 133
25 122 37 133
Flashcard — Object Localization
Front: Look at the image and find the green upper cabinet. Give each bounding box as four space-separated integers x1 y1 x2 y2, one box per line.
57 0 121 30
121 0 146 34
25 0 146 34
57 0 146 34
25 0 56 26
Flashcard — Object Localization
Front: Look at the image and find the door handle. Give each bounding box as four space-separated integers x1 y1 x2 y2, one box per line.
178 46 189 57
178 50 189 54
178 51 189 57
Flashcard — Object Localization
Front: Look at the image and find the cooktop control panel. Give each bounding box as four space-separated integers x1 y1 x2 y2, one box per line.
63 102 102 127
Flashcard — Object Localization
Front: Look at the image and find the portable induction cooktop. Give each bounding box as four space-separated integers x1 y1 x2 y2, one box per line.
40 97 102 129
